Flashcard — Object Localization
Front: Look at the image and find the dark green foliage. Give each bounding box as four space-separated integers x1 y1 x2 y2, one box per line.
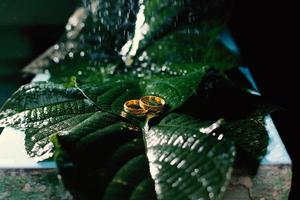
0 0 271 199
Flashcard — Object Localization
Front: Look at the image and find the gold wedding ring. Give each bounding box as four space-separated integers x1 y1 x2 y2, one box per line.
123 99 148 116
123 96 165 116
139 96 165 113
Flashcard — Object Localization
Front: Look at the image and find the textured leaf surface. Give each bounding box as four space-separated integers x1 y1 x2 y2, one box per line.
0 65 204 159
0 82 98 160
80 67 208 112
0 67 206 160
51 111 157 200
175 71 270 162
47 0 238 84
144 113 236 200
53 111 238 200
35 0 139 76
219 112 269 161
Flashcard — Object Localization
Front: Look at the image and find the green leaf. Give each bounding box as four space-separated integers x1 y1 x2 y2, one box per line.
47 0 238 84
218 111 269 161
136 0 233 51
52 111 237 200
36 0 239 126
0 66 207 159
186 71 270 161
103 155 156 200
0 82 98 160
81 0 139 54
144 113 235 200
175 71 270 162
52 0 139 64
80 68 208 112
51 111 157 200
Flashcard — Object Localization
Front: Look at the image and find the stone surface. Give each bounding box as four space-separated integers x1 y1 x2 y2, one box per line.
0 169 72 200
224 165 292 200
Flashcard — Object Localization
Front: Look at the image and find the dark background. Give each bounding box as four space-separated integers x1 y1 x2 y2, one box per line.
229 1 298 199
0 0 298 199
0 0 79 104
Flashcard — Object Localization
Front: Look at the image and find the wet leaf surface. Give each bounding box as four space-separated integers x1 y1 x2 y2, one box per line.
52 111 237 200
51 111 156 199
144 113 235 200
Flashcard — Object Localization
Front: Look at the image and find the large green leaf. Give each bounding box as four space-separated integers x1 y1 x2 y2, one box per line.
218 112 269 161
51 111 156 200
81 67 208 111
34 0 140 73
144 113 235 200
0 82 98 160
0 64 205 160
177 70 270 161
46 0 238 84
174 70 270 162
51 111 237 200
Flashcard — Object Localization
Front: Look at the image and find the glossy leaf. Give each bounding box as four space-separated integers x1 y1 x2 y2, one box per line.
51 111 157 200
0 82 98 160
53 111 239 200
29 0 139 74
218 111 269 161
81 67 208 111
46 0 238 84
144 113 236 200
0 65 207 160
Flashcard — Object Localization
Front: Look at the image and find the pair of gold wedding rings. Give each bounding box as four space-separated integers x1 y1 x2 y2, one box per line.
123 96 166 116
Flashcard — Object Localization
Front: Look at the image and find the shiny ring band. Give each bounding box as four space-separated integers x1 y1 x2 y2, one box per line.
123 99 148 116
139 96 165 113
